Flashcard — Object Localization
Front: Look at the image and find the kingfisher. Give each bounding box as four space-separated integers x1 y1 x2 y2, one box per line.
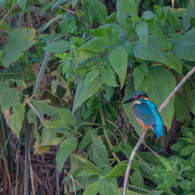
123 90 163 138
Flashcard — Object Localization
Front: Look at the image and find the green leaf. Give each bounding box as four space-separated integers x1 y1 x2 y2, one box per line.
133 66 176 128
133 62 148 90
133 34 182 73
142 11 157 20
180 145 195 156
109 46 128 88
101 67 118 87
135 21 148 46
0 28 36 67
17 0 27 11
71 154 101 175
33 51 51 95
173 29 195 61
78 128 98 152
84 180 100 195
73 76 101 113
174 83 191 123
83 0 108 25
43 40 70 53
116 1 130 30
75 37 109 63
44 14 64 30
191 89 195 115
59 13 77 34
27 100 57 124
131 168 144 188
167 8 180 32
80 37 109 53
92 136 109 168
170 142 185 152
99 179 120 195
40 127 64 146
56 137 77 173
0 90 25 137
105 162 127 179
51 0 67 10
117 0 138 17
180 179 191 191
57 108 76 127
85 66 100 85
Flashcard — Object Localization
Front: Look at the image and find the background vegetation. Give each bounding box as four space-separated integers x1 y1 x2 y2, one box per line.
0 0 195 194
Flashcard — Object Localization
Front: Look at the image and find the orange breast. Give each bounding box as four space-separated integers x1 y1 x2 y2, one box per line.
131 108 154 131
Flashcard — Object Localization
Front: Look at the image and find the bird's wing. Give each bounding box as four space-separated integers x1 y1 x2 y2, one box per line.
132 103 156 126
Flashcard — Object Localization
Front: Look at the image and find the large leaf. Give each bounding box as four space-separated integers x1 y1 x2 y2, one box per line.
117 0 138 17
116 0 130 30
56 137 77 173
172 29 195 61
133 66 176 128
0 28 36 67
43 40 70 53
82 0 108 25
0 89 25 137
133 34 182 73
109 46 128 88
101 66 118 87
73 76 101 113
135 21 148 46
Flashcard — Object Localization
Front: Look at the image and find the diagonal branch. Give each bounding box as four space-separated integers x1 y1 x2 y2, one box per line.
123 66 195 195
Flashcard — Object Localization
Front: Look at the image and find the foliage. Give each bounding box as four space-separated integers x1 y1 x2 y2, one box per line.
153 127 195 194
0 0 195 194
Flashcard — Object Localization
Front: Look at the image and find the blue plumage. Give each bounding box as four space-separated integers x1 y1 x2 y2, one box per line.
138 99 163 138
123 90 163 138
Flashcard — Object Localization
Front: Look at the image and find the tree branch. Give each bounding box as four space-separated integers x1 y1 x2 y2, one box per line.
159 66 195 112
123 66 195 195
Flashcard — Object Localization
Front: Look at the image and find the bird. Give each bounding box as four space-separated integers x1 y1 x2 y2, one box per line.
123 90 163 138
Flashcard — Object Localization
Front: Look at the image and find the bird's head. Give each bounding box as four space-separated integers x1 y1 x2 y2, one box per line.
123 90 148 104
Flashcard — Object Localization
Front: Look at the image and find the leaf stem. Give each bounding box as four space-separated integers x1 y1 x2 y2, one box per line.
100 106 120 163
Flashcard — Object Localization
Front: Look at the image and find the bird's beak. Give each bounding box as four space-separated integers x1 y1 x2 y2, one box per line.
123 97 134 104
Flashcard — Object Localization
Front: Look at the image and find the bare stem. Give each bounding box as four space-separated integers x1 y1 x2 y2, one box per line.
123 132 146 195
0 4 15 26
123 66 195 195
159 66 195 112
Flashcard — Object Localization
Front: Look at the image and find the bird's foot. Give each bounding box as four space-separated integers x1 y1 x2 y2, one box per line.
142 129 148 135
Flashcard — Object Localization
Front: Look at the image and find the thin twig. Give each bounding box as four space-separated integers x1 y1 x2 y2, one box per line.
64 169 85 190
70 174 76 195
123 133 146 195
0 4 15 26
123 66 195 195
159 66 195 112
